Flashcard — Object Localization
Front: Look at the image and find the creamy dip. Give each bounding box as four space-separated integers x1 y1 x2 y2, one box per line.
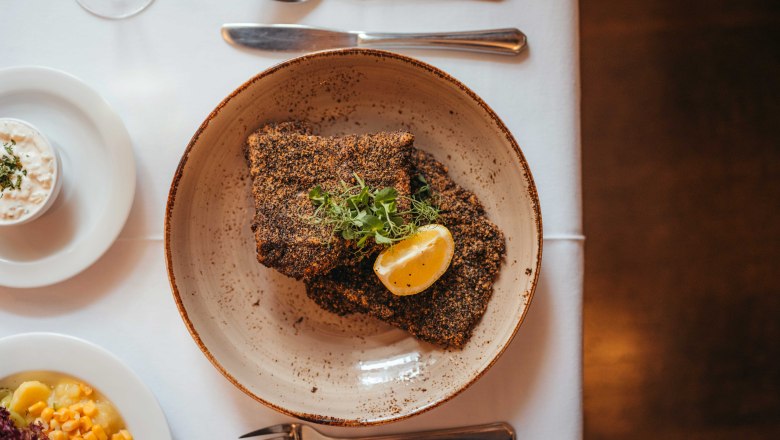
0 119 57 223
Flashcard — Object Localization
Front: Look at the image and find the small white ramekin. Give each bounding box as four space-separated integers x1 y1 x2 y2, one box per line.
0 117 63 226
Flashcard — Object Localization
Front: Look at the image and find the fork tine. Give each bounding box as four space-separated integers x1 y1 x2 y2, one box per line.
239 423 293 439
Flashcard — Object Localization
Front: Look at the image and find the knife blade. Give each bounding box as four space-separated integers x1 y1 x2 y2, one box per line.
222 24 357 52
221 24 526 55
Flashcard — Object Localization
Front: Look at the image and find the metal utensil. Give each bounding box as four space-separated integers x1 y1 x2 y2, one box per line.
239 422 516 439
222 24 526 55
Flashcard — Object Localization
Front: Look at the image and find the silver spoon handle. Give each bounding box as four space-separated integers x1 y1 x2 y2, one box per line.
357 28 526 55
350 422 516 440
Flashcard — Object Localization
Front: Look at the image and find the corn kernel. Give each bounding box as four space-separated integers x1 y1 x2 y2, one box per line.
82 401 97 417
28 400 47 416
80 416 93 431
92 424 108 440
84 433 97 440
41 406 54 422
48 431 67 440
54 408 69 422
118 430 132 440
50 418 61 430
69 403 84 413
62 420 80 432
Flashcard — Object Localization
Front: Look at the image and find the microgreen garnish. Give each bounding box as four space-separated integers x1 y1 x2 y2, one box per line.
305 173 439 253
0 140 26 196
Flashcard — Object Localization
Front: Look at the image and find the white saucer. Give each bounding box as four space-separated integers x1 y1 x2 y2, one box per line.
0 333 171 439
0 66 135 288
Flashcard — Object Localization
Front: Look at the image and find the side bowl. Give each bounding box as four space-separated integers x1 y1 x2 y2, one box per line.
0 333 171 439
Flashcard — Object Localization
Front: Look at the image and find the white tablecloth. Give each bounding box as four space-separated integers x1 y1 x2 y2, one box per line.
0 0 582 438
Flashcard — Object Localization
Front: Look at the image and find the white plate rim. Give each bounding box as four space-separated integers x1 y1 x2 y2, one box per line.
0 332 171 439
0 65 136 288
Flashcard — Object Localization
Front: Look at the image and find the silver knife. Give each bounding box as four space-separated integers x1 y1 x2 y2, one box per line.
221 24 526 55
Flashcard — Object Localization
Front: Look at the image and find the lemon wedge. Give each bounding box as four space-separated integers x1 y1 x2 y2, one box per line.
373 224 455 296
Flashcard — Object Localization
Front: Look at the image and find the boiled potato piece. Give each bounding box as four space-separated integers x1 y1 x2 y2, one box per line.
52 381 80 407
9 381 51 413
93 400 122 432
0 389 11 408
8 410 26 428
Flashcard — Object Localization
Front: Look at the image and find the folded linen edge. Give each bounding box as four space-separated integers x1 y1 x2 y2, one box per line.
542 233 585 241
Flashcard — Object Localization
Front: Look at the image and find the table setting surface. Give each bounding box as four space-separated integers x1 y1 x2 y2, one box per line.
0 0 582 439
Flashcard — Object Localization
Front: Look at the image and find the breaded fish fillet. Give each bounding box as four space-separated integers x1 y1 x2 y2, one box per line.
305 149 506 348
244 122 415 280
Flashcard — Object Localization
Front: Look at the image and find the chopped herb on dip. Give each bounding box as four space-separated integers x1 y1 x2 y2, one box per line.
0 140 26 195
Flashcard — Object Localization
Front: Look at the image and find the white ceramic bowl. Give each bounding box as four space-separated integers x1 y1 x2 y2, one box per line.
166 49 542 426
0 118 63 226
0 333 171 439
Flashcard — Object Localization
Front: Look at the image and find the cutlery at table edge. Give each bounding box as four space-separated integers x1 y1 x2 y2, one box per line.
221 24 527 55
240 422 516 439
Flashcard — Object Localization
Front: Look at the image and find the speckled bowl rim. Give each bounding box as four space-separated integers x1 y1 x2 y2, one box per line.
164 48 543 426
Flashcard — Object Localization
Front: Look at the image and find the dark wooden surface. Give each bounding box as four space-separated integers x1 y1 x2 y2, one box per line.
581 1 780 438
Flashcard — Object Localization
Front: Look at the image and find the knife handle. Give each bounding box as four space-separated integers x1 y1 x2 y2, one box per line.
353 422 516 440
357 28 526 55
